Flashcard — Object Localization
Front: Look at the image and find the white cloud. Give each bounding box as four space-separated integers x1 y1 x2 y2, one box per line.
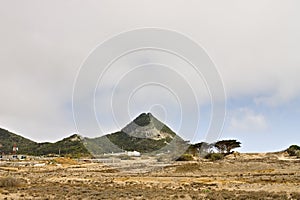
0 0 299 141
229 108 268 133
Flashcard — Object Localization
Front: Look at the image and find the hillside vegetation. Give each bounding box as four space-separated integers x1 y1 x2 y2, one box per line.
1 114 298 159
84 113 187 155
0 128 90 157
287 145 300 158
0 113 183 157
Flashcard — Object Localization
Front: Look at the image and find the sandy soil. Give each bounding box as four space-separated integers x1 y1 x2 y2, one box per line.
0 153 299 199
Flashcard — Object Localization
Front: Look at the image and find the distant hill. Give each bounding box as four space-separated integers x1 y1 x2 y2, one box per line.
0 128 90 157
0 113 187 157
0 128 38 155
35 134 90 157
84 113 188 155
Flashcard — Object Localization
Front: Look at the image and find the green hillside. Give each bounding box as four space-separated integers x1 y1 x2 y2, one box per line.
83 113 188 155
0 128 90 157
0 113 187 157
0 128 38 154
35 134 90 157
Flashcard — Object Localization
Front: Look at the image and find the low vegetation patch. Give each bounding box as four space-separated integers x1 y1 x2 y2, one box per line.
174 163 200 173
287 145 300 158
53 157 78 165
117 154 134 160
175 154 194 161
206 190 289 200
0 177 21 187
204 153 224 161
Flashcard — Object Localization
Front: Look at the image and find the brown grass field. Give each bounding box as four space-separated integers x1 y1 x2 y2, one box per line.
0 152 299 200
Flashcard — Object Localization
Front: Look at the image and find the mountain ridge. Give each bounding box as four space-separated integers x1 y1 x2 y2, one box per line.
0 113 186 157
83 112 186 155
0 128 89 157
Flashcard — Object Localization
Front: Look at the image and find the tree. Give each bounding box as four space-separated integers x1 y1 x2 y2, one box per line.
214 140 241 154
186 142 213 157
287 145 300 157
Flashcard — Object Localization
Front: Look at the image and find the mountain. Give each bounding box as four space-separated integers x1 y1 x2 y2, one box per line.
84 113 187 155
35 134 90 157
0 128 38 155
0 113 187 157
0 128 90 157
122 113 176 139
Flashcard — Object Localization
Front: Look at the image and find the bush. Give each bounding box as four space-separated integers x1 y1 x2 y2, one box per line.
0 177 20 187
204 153 224 161
175 154 194 161
287 145 300 157
117 154 133 160
157 156 165 162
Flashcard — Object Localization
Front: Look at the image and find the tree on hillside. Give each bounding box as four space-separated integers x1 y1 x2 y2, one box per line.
214 140 241 154
186 142 213 156
287 145 300 157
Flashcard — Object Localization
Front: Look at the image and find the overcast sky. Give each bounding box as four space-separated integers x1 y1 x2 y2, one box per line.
1 0 300 152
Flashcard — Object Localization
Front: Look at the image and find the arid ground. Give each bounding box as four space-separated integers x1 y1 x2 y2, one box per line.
0 153 299 200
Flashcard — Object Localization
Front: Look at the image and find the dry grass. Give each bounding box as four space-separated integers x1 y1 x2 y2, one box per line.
53 157 78 165
0 154 299 199
174 163 201 173
206 190 289 200
0 176 20 187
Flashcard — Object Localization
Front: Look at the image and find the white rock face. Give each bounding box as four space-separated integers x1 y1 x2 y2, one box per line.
121 113 174 140
70 134 82 142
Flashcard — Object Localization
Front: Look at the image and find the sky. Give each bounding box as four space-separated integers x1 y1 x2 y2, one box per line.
0 0 300 152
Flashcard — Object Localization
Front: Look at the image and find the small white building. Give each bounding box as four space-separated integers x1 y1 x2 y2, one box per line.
127 151 141 157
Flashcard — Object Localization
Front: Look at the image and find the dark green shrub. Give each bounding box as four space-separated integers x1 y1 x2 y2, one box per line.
287 145 300 156
204 153 224 161
157 156 167 162
117 154 133 160
176 154 194 161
